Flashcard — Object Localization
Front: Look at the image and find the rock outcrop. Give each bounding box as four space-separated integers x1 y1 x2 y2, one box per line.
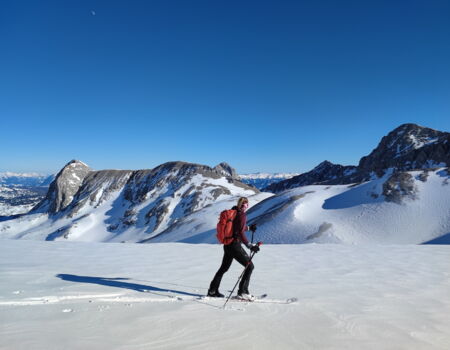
22 159 258 241
265 124 449 193
32 160 91 213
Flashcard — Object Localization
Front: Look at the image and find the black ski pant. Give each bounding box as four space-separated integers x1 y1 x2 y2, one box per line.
209 241 254 294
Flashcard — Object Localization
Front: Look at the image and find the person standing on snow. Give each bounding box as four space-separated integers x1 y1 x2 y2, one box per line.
207 197 259 300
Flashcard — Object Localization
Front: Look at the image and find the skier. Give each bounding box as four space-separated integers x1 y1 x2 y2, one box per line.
207 197 259 300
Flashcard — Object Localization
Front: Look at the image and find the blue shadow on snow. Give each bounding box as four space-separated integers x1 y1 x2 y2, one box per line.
422 233 450 245
56 274 202 297
322 181 385 210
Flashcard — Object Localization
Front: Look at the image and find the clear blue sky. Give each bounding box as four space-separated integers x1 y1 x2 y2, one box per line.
1 0 449 174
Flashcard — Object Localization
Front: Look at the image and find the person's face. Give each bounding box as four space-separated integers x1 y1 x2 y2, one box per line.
241 201 249 211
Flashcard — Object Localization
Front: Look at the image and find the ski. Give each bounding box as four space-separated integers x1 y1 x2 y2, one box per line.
199 293 267 301
231 293 268 301
231 295 298 304
199 294 297 305
252 297 298 304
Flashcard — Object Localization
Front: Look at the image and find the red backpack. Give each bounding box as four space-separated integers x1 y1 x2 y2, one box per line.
216 209 237 244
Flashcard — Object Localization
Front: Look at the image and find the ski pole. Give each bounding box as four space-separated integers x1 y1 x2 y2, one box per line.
223 242 262 309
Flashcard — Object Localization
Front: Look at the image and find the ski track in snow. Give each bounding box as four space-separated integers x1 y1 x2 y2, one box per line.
1 240 449 350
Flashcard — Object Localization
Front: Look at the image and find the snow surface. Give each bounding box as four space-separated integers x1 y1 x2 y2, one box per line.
0 240 449 349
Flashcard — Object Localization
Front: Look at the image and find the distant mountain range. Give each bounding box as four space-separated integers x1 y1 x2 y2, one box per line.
0 173 54 216
238 173 299 189
1 123 449 244
0 173 54 187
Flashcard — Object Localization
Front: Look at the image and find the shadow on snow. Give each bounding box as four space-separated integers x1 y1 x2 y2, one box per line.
56 274 203 297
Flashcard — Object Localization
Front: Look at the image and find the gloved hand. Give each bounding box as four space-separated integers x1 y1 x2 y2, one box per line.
249 223 257 232
250 244 260 253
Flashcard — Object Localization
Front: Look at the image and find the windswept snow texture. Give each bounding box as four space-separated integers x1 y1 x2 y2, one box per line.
0 240 449 350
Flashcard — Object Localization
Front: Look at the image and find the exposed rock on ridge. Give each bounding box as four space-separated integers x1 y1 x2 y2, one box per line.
264 161 357 192
265 124 449 193
359 123 449 174
22 159 258 241
214 162 238 179
32 160 91 213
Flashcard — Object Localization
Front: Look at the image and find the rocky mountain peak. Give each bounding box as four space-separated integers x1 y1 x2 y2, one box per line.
383 123 442 154
312 161 334 172
359 124 449 172
214 162 238 179
32 160 91 213
263 161 357 192
20 159 259 241
267 123 449 193
57 160 91 180
65 159 90 167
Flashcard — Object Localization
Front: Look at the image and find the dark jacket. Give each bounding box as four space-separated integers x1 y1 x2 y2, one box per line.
231 206 250 247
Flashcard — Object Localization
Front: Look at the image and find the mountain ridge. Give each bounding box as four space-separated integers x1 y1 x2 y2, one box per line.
265 123 449 193
1 159 260 242
1 123 449 244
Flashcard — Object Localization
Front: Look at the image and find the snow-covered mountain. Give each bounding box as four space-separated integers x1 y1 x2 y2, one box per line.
151 124 450 245
0 160 261 242
147 167 450 244
2 123 449 245
239 173 299 190
0 172 54 216
247 168 450 244
265 123 449 192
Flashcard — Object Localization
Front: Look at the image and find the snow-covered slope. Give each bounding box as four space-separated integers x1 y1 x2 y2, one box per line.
239 172 299 190
1 239 449 350
147 192 273 243
0 160 261 242
247 168 450 244
151 168 450 245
